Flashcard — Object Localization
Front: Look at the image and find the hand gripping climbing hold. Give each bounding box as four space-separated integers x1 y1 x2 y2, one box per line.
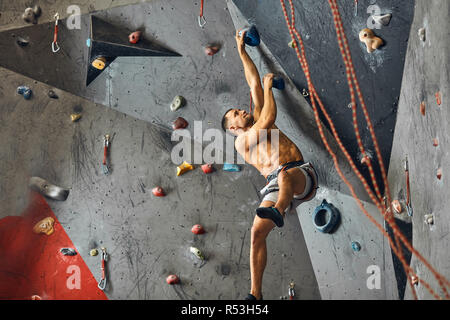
172 117 189 130
191 224 205 234
166 274 180 285
239 25 260 47
201 164 214 174
359 28 383 53
312 199 341 233
29 177 70 201
177 161 194 176
170 96 186 111
152 186 166 197
128 31 142 44
22 6 41 24
33 217 55 236
223 163 240 172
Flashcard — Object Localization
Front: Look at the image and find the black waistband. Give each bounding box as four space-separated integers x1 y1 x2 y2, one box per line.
266 160 305 183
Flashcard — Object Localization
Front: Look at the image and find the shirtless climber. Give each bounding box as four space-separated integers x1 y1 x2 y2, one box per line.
221 29 319 300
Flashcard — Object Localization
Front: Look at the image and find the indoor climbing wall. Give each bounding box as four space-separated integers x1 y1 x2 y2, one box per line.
387 0 450 300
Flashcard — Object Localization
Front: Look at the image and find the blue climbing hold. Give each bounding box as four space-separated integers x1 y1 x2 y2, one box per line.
240 25 260 47
223 163 241 172
272 77 285 90
17 86 32 100
86 38 91 47
312 199 341 233
351 241 361 252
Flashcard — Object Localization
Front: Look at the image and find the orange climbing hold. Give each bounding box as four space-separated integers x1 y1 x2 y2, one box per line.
435 92 441 106
437 168 442 180
359 28 383 53
177 161 194 176
32 217 55 235
420 101 426 116
433 138 439 147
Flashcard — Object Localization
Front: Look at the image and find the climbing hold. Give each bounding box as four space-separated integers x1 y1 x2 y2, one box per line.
190 247 205 260
166 274 180 285
128 31 142 44
29 177 70 201
17 86 32 100
177 161 194 176
351 241 361 252
170 96 186 111
392 200 403 214
205 45 220 56
191 224 205 235
302 88 309 97
223 163 240 172
152 186 166 197
92 56 107 70
435 92 442 106
288 40 297 48
47 89 58 99
86 38 91 47
272 77 285 90
172 117 189 130
201 164 214 174
31 295 42 300
60 248 77 256
372 14 392 26
418 28 426 42
420 101 426 116
71 114 82 122
433 138 439 147
239 25 260 47
22 6 41 24
359 28 383 53
312 199 341 233
411 275 419 286
33 217 55 236
16 36 29 47
424 214 434 225
437 168 442 180
90 249 99 256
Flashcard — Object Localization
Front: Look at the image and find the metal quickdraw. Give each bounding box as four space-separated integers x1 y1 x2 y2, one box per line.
404 156 413 217
52 13 61 53
288 282 295 300
98 247 107 290
198 0 206 28
102 134 110 175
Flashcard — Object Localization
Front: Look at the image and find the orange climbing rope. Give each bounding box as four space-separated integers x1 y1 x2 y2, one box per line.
279 0 450 299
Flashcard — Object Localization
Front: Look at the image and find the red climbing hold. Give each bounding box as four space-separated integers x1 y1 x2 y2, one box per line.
191 224 205 235
205 45 220 56
128 31 142 44
433 138 439 147
437 168 442 180
172 117 189 130
435 92 442 106
152 186 166 197
166 274 179 285
420 101 426 116
201 164 214 174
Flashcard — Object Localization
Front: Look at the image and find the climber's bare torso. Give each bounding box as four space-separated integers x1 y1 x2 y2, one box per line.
235 124 303 178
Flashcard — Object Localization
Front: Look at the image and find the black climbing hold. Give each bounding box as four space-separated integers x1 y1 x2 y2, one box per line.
48 90 58 99
351 241 361 252
312 199 341 233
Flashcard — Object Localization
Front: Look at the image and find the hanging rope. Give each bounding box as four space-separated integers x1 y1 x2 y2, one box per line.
279 0 450 299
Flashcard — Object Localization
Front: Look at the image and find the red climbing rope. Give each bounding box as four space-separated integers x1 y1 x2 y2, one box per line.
279 0 450 300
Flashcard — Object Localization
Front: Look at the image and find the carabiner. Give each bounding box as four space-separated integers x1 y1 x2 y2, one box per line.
52 13 60 53
98 247 108 291
198 15 206 28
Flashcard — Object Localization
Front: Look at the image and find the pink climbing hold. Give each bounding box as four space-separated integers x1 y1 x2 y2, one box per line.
166 274 179 285
172 117 188 130
201 164 214 174
152 186 166 197
129 31 142 44
205 45 220 56
191 224 205 235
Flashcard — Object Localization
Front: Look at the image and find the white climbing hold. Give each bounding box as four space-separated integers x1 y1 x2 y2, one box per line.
170 95 186 111
418 28 426 42
424 214 434 225
372 14 392 26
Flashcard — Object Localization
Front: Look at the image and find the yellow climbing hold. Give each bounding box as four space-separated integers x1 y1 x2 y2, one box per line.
177 161 194 176
92 56 107 70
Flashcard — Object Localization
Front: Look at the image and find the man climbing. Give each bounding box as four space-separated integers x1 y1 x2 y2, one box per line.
221 29 319 300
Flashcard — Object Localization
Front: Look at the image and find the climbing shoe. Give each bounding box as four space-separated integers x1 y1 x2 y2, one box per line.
244 293 263 300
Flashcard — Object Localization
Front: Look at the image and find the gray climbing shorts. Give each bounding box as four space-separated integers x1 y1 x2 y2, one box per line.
259 162 317 213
